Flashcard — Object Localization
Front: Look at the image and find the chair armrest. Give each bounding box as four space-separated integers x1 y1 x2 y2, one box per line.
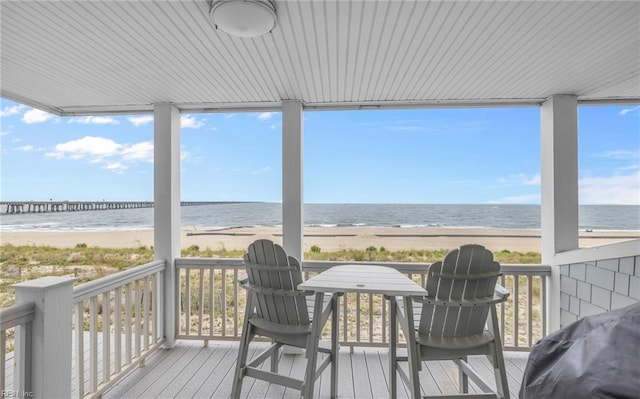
494 284 510 299
243 283 315 297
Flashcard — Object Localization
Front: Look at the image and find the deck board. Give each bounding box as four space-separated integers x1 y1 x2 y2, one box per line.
97 341 527 398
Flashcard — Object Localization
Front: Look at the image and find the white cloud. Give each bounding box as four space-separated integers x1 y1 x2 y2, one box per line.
595 150 640 160
180 115 204 129
47 136 121 160
128 116 154 127
1 104 26 117
44 135 157 173
14 145 43 152
0 131 9 136
121 141 154 163
257 112 274 121
579 172 640 205
104 162 127 173
68 116 119 125
22 108 55 124
619 105 640 116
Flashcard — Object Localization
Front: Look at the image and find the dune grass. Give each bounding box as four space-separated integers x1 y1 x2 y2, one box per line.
0 243 540 307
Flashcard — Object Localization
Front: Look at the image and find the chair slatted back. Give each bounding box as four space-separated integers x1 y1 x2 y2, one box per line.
244 239 310 326
419 244 500 338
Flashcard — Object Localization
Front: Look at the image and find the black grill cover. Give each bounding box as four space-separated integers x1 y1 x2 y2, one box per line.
520 302 640 399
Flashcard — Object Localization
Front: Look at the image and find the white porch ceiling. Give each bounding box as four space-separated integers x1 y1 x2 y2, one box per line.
1 0 639 115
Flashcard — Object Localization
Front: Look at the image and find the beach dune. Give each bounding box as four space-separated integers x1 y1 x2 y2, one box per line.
2 226 637 253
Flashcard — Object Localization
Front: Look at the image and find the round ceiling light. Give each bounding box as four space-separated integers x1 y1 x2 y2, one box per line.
210 0 277 38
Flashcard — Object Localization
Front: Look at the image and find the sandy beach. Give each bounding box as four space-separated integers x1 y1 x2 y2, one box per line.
2 226 638 253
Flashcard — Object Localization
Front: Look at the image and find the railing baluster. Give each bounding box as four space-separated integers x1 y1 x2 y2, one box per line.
144 276 150 351
382 294 387 344
199 269 204 337
221 268 227 336
114 288 121 374
356 293 361 343
514 275 519 347
234 268 239 337
500 275 506 340
368 293 373 343
89 296 98 393
102 291 111 383
342 294 348 343
542 275 547 337
135 280 141 358
528 276 533 347
75 302 84 398
151 274 157 344
125 282 132 365
209 268 215 337
1 331 6 391
185 269 191 336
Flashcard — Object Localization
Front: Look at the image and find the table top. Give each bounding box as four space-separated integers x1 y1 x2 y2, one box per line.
298 264 428 296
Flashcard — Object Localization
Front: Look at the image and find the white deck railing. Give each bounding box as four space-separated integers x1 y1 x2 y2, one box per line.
175 258 550 350
71 260 165 399
0 302 35 394
2 257 548 397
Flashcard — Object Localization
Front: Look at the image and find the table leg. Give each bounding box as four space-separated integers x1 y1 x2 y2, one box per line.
303 291 325 399
389 296 397 399
403 296 421 399
331 293 339 398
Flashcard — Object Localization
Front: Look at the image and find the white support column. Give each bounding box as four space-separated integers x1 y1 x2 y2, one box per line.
154 103 181 348
282 100 304 261
540 94 579 332
12 276 76 399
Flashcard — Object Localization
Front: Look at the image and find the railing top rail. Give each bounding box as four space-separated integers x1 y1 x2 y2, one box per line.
73 259 165 303
175 257 244 268
174 257 551 275
0 301 36 330
500 264 551 275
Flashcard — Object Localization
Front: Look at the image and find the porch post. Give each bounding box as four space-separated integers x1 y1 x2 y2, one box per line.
12 276 76 399
154 103 181 348
540 94 579 332
282 100 304 261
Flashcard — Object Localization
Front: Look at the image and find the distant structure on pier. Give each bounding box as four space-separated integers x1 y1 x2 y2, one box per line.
0 201 221 214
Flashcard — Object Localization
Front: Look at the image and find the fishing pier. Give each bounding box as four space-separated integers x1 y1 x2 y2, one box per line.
0 201 217 214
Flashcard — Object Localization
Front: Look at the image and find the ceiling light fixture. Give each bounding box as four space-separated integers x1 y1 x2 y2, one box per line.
210 0 277 38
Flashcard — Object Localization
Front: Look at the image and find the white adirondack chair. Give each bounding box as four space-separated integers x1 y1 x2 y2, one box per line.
395 244 510 399
231 239 338 399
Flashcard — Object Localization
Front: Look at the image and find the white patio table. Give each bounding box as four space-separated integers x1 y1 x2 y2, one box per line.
298 264 427 399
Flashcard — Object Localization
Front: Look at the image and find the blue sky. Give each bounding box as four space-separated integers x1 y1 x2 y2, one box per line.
1 98 638 205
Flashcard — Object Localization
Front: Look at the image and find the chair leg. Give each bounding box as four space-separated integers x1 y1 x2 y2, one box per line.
270 339 279 373
489 305 510 399
232 296 255 399
403 297 421 399
303 292 325 399
457 357 469 394
231 323 252 399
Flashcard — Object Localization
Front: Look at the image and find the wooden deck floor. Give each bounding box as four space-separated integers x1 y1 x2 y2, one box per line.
101 340 529 398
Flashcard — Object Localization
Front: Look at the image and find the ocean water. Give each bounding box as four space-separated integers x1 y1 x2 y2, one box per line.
0 203 638 232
